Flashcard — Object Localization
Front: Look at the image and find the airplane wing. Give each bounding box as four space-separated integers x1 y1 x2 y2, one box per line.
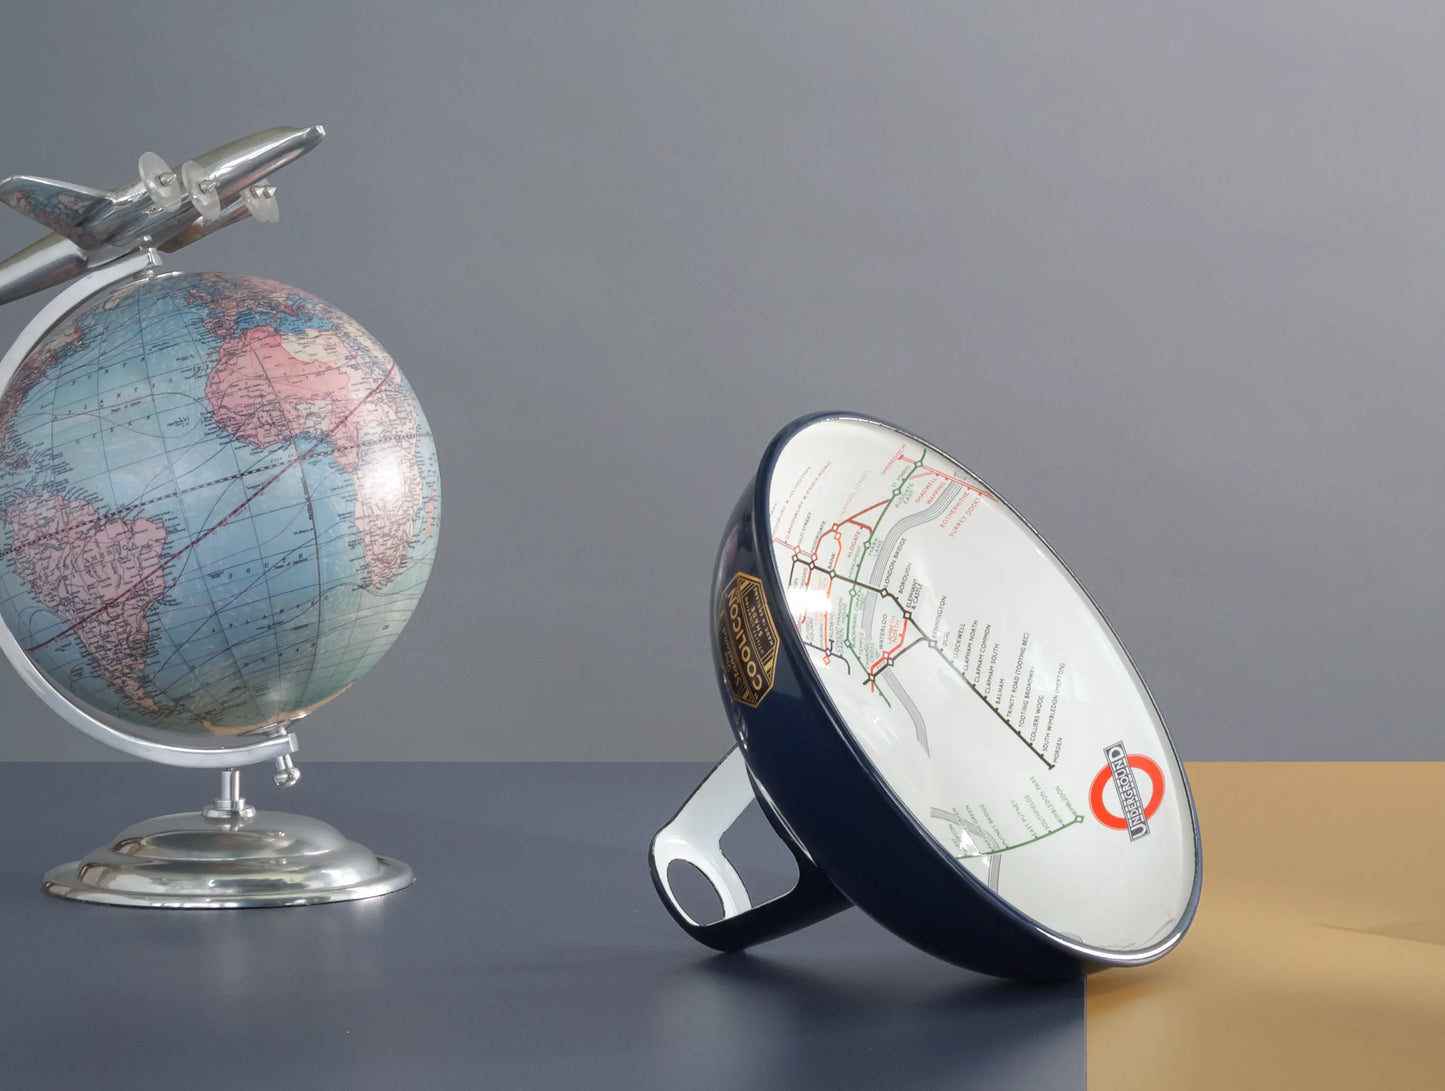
0 175 112 248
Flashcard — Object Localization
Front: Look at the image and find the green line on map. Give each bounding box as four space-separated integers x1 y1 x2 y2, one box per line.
957 814 1085 859
839 449 926 697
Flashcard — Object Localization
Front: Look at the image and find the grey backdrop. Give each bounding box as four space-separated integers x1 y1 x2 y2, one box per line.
0 2 1441 761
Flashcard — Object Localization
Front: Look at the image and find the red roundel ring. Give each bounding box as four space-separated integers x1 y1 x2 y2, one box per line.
1089 755 1165 830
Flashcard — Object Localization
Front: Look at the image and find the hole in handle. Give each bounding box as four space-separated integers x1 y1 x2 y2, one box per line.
664 859 727 926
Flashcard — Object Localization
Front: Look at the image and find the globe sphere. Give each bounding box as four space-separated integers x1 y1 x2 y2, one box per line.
0 271 439 739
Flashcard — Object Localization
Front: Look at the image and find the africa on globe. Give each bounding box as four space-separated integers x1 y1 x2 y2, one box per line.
0 270 440 738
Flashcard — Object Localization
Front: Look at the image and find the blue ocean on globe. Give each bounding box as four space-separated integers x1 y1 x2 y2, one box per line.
0 271 440 737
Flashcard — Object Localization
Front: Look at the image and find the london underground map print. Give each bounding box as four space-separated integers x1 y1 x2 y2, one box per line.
767 417 1194 950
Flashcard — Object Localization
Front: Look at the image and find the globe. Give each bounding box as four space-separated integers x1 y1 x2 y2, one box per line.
0 270 440 740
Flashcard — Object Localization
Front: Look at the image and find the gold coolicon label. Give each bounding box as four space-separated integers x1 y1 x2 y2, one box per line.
718 573 779 707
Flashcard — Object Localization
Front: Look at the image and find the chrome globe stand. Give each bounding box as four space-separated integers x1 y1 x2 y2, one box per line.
0 133 415 908
42 766 413 909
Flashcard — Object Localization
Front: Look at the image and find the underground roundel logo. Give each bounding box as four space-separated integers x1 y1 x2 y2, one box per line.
718 573 779 708
1089 742 1165 841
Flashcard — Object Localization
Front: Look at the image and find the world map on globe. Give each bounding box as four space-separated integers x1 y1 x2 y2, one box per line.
0 271 440 737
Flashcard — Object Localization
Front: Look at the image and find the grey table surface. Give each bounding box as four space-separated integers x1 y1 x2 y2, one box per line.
0 763 1083 1089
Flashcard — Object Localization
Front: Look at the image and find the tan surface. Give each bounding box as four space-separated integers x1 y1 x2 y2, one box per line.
1087 763 1445 1089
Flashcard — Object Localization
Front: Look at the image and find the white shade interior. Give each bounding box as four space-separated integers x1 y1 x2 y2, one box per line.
768 417 1195 952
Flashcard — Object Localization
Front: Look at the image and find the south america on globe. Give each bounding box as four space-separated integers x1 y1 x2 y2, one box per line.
0 271 440 736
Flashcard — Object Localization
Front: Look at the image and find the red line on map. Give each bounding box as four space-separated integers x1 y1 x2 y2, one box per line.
847 498 891 520
914 466 993 497
870 619 909 674
807 497 891 558
772 536 816 560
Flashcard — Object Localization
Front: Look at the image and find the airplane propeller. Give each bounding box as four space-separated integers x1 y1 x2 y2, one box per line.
137 152 186 213
244 180 279 224
180 160 221 221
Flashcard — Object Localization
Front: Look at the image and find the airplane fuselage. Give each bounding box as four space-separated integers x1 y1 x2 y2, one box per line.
0 125 324 307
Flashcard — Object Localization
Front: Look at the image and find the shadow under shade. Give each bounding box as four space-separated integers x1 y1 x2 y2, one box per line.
635 948 1081 1090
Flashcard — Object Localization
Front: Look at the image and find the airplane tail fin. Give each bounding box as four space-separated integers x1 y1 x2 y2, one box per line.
0 175 111 247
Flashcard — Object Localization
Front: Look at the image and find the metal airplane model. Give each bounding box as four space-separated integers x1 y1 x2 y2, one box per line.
0 124 325 306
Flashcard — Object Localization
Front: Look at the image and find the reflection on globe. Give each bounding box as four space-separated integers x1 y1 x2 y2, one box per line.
0 271 440 738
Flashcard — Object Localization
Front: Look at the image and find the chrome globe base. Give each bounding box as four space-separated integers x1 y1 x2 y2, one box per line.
42 771 413 908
